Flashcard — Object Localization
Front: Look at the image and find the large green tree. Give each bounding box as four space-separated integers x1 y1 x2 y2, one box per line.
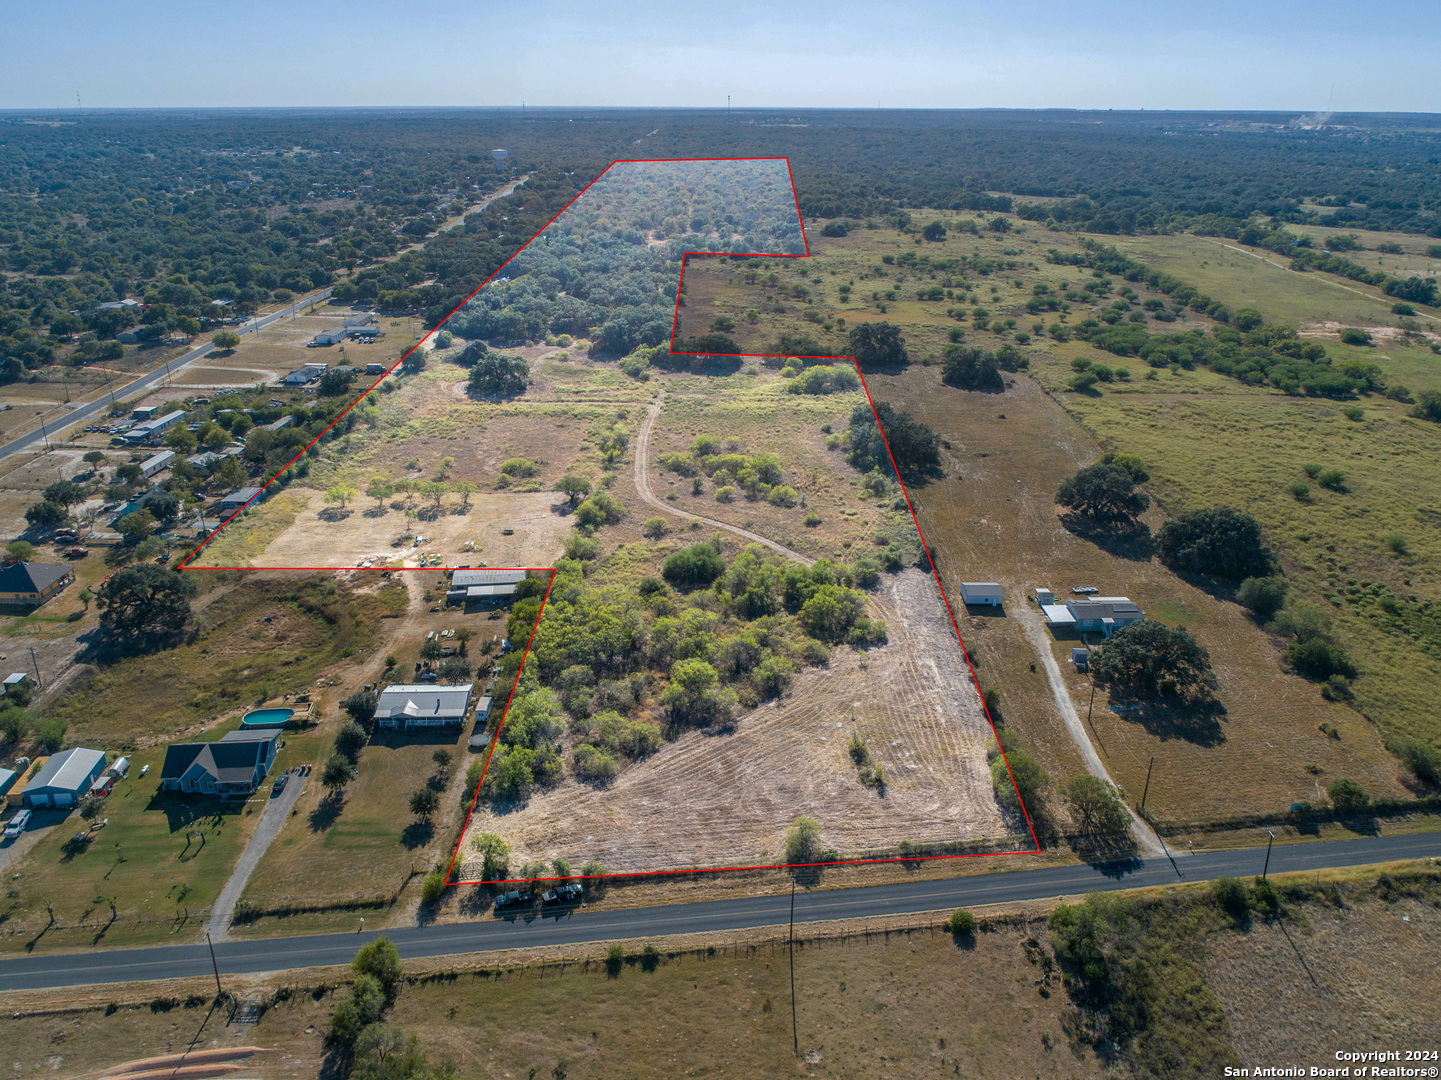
96 563 197 649
1156 507 1271 579
1055 463 1150 528
848 322 908 368
1089 620 1215 697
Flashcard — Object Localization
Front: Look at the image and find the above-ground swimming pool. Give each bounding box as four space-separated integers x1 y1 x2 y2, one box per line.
240 707 295 728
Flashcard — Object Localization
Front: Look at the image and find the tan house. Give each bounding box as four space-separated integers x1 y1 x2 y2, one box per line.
0 563 75 607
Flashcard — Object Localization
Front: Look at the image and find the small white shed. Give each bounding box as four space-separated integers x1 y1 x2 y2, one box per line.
960 582 1004 607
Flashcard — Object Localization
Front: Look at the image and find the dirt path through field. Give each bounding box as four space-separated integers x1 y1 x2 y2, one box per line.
635 390 815 567
457 569 1022 878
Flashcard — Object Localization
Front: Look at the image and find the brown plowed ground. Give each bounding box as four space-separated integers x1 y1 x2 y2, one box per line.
458 569 1023 879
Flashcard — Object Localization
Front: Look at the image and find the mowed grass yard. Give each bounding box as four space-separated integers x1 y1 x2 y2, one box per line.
0 742 263 952
230 722 470 935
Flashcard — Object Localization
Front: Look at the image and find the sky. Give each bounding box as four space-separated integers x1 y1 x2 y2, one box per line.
1 0 1438 112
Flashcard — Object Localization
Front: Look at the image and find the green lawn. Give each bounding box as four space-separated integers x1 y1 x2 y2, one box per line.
0 742 263 952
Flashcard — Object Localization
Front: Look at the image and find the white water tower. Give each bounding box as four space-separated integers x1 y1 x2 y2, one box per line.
491 149 508 172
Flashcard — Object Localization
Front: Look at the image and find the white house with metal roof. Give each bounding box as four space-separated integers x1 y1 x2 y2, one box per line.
374 683 475 730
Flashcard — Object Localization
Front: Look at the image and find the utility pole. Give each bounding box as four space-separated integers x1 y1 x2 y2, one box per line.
788 882 798 1056
1262 829 1275 880
206 930 223 996
29 648 41 689
1140 756 1155 813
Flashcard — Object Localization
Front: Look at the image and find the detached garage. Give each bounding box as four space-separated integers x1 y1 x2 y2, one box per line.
22 748 107 809
959 582 1004 607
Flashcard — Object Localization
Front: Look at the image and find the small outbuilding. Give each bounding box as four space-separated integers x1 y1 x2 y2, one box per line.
959 582 1004 607
22 748 107 808
219 487 264 512
1071 648 1089 672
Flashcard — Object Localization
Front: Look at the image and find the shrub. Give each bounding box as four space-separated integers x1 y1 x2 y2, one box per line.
1236 576 1288 618
1213 876 1249 919
1385 532 1408 555
784 816 822 864
991 747 1049 816
1327 778 1370 813
1409 390 1441 423
1387 735 1440 786
1339 327 1373 346
471 832 511 880
1251 877 1281 917
1286 637 1357 680
662 543 726 590
574 492 625 531
328 972 384 1045
641 517 668 540
1316 468 1346 491
948 908 976 936
941 346 1003 391
419 873 446 904
1288 481 1310 499
1156 507 1271 579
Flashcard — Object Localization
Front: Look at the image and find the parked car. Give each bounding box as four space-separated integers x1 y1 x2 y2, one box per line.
4 809 31 839
542 883 583 906
272 773 289 794
66 547 89 559
419 670 438 681
494 889 534 911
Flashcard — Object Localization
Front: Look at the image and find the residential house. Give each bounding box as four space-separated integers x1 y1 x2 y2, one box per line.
0 563 75 607
374 684 474 730
123 410 186 445
140 450 176 478
160 729 280 796
1066 596 1144 637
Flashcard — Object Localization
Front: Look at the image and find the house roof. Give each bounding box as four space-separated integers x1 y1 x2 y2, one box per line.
464 583 518 598
218 728 281 746
161 739 268 785
374 683 474 721
451 568 528 588
1066 597 1143 620
221 487 263 505
25 748 105 793
0 562 73 594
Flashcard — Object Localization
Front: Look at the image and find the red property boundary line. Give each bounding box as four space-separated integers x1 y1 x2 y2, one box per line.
167 155 1039 884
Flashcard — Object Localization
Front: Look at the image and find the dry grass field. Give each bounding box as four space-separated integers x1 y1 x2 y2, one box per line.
676 213 1436 825
459 569 1023 879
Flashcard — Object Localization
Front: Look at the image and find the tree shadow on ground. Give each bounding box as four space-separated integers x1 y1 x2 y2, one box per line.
400 820 433 850
317 508 352 523
1111 694 1228 747
1059 514 1154 561
1069 838 1143 876
308 794 344 833
361 506 388 519
457 884 494 917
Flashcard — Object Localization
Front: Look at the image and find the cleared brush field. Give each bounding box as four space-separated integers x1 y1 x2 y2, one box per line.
458 569 1026 879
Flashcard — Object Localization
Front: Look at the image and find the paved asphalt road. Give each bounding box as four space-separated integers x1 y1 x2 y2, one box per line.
0 287 333 463
0 831 1434 992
